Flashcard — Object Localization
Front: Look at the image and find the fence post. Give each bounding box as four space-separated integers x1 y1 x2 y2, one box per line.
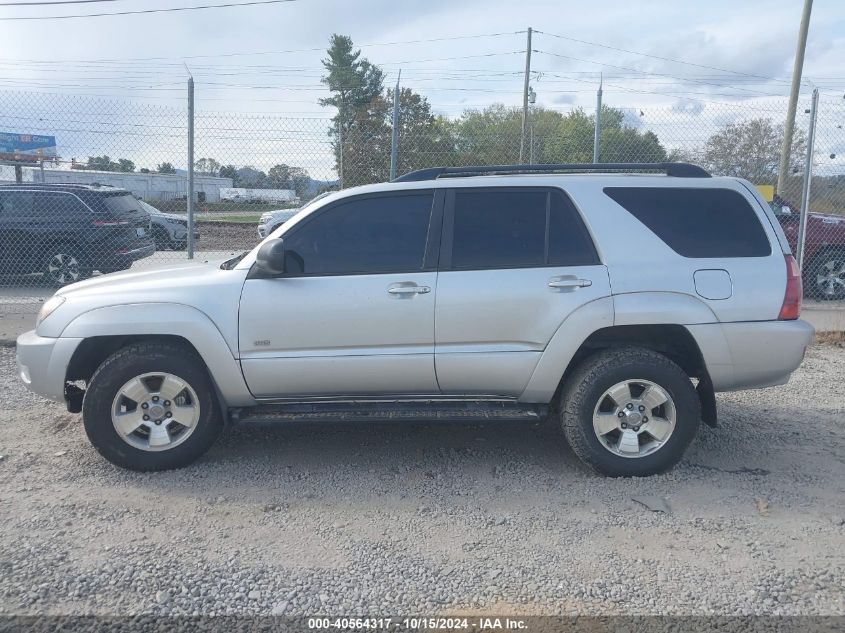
187 75 195 260
796 88 818 269
593 74 603 164
390 70 401 181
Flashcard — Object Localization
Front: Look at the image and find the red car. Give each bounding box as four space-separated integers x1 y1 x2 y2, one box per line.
773 196 845 300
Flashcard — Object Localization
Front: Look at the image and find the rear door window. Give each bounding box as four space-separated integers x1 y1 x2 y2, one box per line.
447 188 599 269
34 192 88 219
604 187 771 258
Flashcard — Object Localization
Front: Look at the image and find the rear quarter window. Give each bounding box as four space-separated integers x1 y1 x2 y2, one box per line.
603 187 771 258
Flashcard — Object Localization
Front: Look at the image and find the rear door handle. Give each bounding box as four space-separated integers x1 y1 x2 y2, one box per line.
388 285 431 295
548 278 592 289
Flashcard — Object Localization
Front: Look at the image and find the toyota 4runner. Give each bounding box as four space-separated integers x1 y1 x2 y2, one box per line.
15 163 814 477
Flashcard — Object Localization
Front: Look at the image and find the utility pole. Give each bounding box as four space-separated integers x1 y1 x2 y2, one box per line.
796 88 819 269
593 73 603 164
187 73 195 259
777 0 813 194
519 27 533 164
390 70 402 181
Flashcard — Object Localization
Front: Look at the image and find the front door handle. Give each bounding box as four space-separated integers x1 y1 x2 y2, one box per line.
548 278 592 289
388 285 431 295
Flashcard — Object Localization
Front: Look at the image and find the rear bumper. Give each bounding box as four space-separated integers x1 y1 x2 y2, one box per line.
15 330 83 403
688 319 815 391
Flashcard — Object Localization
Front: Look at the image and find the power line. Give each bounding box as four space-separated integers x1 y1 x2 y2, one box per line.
0 0 298 20
534 29 795 85
0 0 126 5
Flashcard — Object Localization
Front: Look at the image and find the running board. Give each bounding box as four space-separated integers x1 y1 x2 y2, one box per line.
233 401 549 424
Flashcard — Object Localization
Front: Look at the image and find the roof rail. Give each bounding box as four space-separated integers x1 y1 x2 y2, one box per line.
393 162 710 182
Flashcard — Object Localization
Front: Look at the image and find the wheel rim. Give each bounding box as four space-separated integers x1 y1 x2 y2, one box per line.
815 257 845 298
592 379 677 459
47 253 80 285
111 372 201 452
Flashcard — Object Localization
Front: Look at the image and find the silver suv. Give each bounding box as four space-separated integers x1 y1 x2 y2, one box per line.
15 164 814 477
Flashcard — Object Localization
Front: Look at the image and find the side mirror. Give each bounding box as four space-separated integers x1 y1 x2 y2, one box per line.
255 238 286 275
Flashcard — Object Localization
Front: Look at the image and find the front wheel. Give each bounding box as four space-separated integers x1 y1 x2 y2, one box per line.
82 342 223 471
559 347 701 477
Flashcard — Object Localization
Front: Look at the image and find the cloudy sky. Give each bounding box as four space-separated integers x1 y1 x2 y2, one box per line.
0 0 842 176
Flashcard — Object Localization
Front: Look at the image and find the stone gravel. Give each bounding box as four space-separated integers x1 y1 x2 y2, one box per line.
0 343 843 616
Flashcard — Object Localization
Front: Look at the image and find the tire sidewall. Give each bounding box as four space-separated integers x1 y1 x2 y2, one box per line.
565 355 700 477
83 347 222 471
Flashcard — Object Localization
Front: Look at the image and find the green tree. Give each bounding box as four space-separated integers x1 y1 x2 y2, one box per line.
79 155 135 172
156 162 176 174
195 157 221 175
219 164 239 185
699 118 806 184
320 34 384 185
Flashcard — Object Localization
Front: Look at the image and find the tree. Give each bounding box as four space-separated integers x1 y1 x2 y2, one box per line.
156 162 176 174
699 118 806 184
139 167 151 174
320 34 384 184
77 155 135 172
266 163 291 189
235 166 265 187
195 157 221 175
219 164 239 185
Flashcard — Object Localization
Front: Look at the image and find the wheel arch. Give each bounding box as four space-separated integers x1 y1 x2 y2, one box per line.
61 303 255 408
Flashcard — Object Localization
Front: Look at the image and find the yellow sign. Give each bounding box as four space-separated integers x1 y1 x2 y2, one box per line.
755 184 774 202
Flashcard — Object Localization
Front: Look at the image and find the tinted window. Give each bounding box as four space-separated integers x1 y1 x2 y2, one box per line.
0 191 34 217
450 188 598 269
452 190 546 269
548 190 600 266
604 187 771 258
34 192 87 218
101 193 145 215
284 193 433 275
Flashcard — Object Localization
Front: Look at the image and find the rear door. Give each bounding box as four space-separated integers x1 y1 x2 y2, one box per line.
434 186 611 396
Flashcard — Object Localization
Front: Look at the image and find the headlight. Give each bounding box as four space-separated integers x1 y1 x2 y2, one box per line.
37 295 66 326
166 218 186 225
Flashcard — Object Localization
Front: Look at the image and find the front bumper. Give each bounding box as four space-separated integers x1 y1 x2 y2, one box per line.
16 330 83 403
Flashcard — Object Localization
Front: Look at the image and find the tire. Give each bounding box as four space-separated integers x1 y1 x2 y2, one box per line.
42 243 91 286
82 342 224 471
559 346 701 477
151 227 170 251
803 248 845 301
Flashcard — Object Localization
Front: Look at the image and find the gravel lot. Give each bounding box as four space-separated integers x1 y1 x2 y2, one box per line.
0 342 843 616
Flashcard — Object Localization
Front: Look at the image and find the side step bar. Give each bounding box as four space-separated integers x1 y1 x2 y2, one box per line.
233 401 549 425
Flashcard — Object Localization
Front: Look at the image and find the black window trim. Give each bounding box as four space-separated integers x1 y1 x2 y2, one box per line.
257 188 442 279
440 185 601 271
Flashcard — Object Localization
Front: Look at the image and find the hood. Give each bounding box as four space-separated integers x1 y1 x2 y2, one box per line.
149 211 188 222
57 261 224 299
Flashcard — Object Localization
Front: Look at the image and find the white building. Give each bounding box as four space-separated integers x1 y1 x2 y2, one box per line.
0 165 233 203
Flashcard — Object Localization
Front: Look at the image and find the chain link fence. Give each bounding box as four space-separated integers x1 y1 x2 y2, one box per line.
1 89 843 313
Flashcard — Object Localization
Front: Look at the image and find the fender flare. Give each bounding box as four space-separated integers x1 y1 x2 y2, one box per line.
61 302 256 406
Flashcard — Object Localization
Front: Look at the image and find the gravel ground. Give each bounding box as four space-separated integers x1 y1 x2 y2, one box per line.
196 221 261 251
0 343 843 617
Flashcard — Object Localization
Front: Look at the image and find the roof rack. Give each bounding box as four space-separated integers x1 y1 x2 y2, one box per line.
393 162 710 182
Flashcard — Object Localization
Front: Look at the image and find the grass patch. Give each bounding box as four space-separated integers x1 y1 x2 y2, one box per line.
196 214 261 224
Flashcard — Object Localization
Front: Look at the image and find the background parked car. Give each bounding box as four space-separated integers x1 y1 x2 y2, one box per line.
0 183 154 286
256 192 333 239
772 195 845 300
137 199 200 251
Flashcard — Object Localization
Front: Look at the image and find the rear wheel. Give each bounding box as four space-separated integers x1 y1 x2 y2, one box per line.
559 346 701 477
804 248 845 300
82 342 224 471
42 244 90 286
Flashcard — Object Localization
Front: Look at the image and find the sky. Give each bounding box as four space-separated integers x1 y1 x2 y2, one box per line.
0 0 843 177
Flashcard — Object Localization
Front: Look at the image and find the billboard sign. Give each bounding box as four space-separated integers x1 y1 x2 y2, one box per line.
0 131 57 162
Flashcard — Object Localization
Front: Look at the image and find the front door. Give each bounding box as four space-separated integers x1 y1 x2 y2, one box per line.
434 187 611 396
239 190 442 398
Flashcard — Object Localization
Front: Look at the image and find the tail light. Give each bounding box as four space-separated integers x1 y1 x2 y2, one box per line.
92 219 129 227
778 254 802 320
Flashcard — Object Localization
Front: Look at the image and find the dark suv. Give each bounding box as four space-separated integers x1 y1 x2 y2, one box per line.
0 183 155 286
